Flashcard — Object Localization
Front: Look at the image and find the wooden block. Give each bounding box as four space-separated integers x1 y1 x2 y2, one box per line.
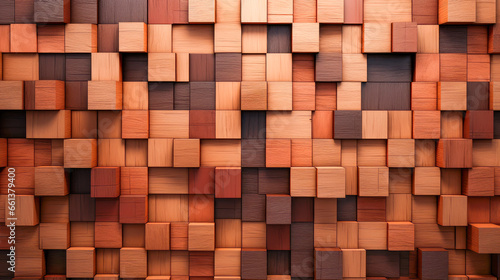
241 222 266 248
468 223 500 254
387 222 414 251
314 223 337 248
37 25 65 53
0 81 24 110
266 53 292 82
91 167 120 198
440 53 467 82
342 249 366 278
216 110 241 139
148 53 176 81
97 23 118 52
319 25 341 53
215 167 241 198
312 111 333 138
440 110 463 139
120 248 147 278
412 111 441 139
293 0 316 22
344 0 363 24
315 82 337 110
436 139 473 168
439 0 476 24
362 22 392 53
314 197 337 223
242 54 265 81
266 195 291 224
35 166 68 196
123 82 148 110
10 24 37 53
268 26 291 54
464 110 494 139
215 82 240 109
148 24 172 53
145 222 170 250
438 195 467 226
317 0 343 22
2 53 39 81
240 82 267 110
26 110 71 139
189 110 215 139
91 52 121 81
413 0 438 24
65 24 97 53
414 54 440 82
334 111 362 139
418 248 449 280
358 167 389 197
438 82 467 110
121 110 149 139
392 22 417 53
241 25 267 53
148 139 173 167
214 23 241 53
292 23 319 53
34 0 70 23
119 195 148 224
118 22 147 52
98 138 126 166
150 110 189 138
39 222 69 249
362 111 388 139
188 0 215 23
412 167 440 195
316 167 346 198
463 167 495 196
265 139 291 168
387 139 415 167
467 55 490 82
172 25 213 53
358 222 387 250
66 247 95 278
316 53 342 82
357 139 386 166
172 139 200 168
241 0 267 23
337 221 359 249
342 54 367 82
315 248 342 279
87 81 122 110
95 222 122 248
188 222 215 251
291 139 313 167
312 139 341 167
267 224 290 250
468 26 488 53
64 139 97 168
214 248 241 276
267 82 292 110
170 222 188 250
200 140 241 167
241 249 266 279
267 0 293 23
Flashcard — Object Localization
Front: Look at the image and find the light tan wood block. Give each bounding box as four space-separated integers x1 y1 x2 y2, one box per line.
189 0 216 23
148 53 176 81
119 22 147 52
317 167 346 198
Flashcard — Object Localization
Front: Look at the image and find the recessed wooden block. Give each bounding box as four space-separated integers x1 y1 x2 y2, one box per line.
10 24 37 53
241 249 267 279
119 195 148 224
418 248 449 280
215 167 241 198
266 139 291 168
87 81 122 110
358 222 387 250
148 24 172 53
65 24 97 53
200 140 241 167
2 53 39 81
334 111 362 139
438 82 467 110
387 139 415 167
120 248 147 278
37 25 65 53
363 22 392 53
241 82 267 110
438 195 467 226
412 111 441 139
119 22 147 52
358 167 389 197
463 167 495 196
439 0 476 24
342 54 367 82
387 222 414 251
214 248 241 276
148 53 176 81
392 22 417 53
266 194 291 224
39 222 70 249
342 249 366 278
468 223 500 254
292 23 319 53
34 0 70 23
464 110 494 139
315 248 342 280
64 139 97 168
413 167 441 195
440 53 467 82
188 222 215 251
290 167 316 197
91 167 120 198
150 110 189 138
216 110 241 139
66 247 96 278
35 166 68 196
145 222 170 250
316 167 346 198
436 139 473 168
412 82 437 111
120 110 149 139
27 80 65 110
468 55 490 82
95 222 122 248
0 81 24 110
316 53 342 82
189 0 215 23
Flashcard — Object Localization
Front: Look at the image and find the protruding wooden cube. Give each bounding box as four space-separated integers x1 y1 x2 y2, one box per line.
290 167 316 197
363 22 391 53
88 81 122 110
65 24 97 53
413 111 441 139
342 249 366 278
64 139 97 168
463 167 495 196
388 222 414 251
438 195 468 226
148 53 176 81
315 248 343 280
439 0 476 24
292 23 319 53
215 167 241 198
317 0 344 23
173 139 200 168
392 22 417 53
362 111 388 139
267 82 292 110
436 139 473 168
316 167 346 198
0 81 24 110
119 22 147 52
241 82 267 110
145 222 170 250
387 139 415 167
266 195 291 224
468 223 500 254
413 167 441 195
418 248 449 280
10 24 37 53
27 80 65 110
91 167 120 198
119 195 148 224
91 53 121 81
66 247 96 278
40 222 70 249
120 248 147 278
266 53 292 82
216 110 241 139
214 248 241 276
358 167 389 197
241 0 267 23
122 110 149 139
188 222 215 251
35 166 68 196
189 0 215 23
438 82 467 110
2 53 39 81
266 139 291 168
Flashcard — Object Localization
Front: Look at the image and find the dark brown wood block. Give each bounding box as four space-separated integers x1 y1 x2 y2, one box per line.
95 198 119 222
69 194 96 222
215 53 242 82
15 0 35 23
34 140 52 166
71 0 97 23
242 139 266 167
366 250 400 278
362 83 411 110
91 167 120 198
392 22 417 53
65 81 88 110
45 250 66 275
412 0 438 24
149 82 174 110
267 225 291 250
493 254 500 277
189 110 216 139
65 54 91 81
242 111 266 139
242 249 267 280
268 250 291 274
242 194 266 222
34 0 70 23
334 111 362 139
0 0 15 24
189 251 214 276
357 197 386 222
122 53 148 82
292 197 314 222
315 248 342 280
468 26 488 54
315 53 342 82
70 168 91 194
367 54 412 82
119 195 148 224
400 251 410 277
190 82 215 110
464 110 494 139
39 54 66 81
0 111 26 138
268 25 292 53
439 26 467 53
495 112 500 139
467 82 489 110
242 168 259 194
189 54 215 82
98 0 147 23
215 198 241 219
97 24 119 52
189 167 215 194
417 248 448 280
174 82 190 110
258 168 290 195
291 223 313 251
148 0 188 24
337 195 357 221
267 195 292 224
291 250 314 277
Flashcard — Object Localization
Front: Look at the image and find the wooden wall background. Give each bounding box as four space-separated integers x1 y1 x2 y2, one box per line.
0 0 499 279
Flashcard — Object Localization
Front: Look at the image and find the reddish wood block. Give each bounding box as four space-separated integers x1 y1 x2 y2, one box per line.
95 198 119 222
267 224 291 250
37 25 65 53
412 111 440 139
491 196 500 224
392 22 417 53
0 139 6 167
215 167 241 198
440 54 467 82
188 194 214 222
189 251 214 276
315 82 336 110
189 167 215 194
468 223 500 254
95 222 122 248
189 110 216 139
66 247 96 278
34 166 68 196
464 110 494 139
463 167 495 196
468 55 490 82
0 25 10 52
0 167 34 195
119 195 147 224
357 197 386 222
148 0 188 24
388 222 414 251
266 139 291 168
312 111 333 139
292 54 315 82
122 110 149 139
293 82 316 110
91 167 120 198
120 167 148 195
266 194 292 224
436 139 473 168
468 197 490 223
412 0 438 24
10 24 37 53
8 138 34 167
344 0 363 24
145 222 170 250
468 26 488 54
170 222 188 250
414 54 439 82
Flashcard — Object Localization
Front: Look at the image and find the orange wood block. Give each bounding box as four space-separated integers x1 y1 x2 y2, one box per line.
2 53 39 81
467 54 490 82
413 167 440 195
122 110 149 139
358 167 389 197
32 80 65 110
414 54 439 82
38 25 65 53
438 195 468 226
292 82 316 110
392 22 417 53
188 222 215 251
119 22 147 52
266 139 291 168
95 222 122 248
440 54 467 82
412 111 441 139
290 167 316 197
0 25 9 52
439 0 476 24
67 247 96 278
411 82 437 111
121 167 148 195
39 222 69 249
64 139 97 168
312 111 333 139
387 139 415 167
88 81 123 110
120 248 148 278
436 139 473 168
388 221 415 251
468 223 500 254
26 110 71 139
173 139 200 168
65 24 98 53
146 222 170 250
0 81 24 110
462 167 495 196
291 139 313 167
10 24 37 53
317 167 346 198
34 166 68 196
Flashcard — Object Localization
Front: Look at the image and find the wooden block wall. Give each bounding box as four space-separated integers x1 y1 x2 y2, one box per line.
1 0 500 279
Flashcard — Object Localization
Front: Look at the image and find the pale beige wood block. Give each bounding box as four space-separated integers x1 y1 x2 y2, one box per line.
149 110 189 138
189 0 215 23
241 0 267 23
362 22 392 53
266 111 312 138
242 25 267 54
364 0 412 22
362 111 388 139
267 82 292 110
290 167 316 197
148 53 176 81
438 82 467 110
91 53 121 81
65 24 97 53
317 0 344 23
176 53 189 82
216 0 241 23
242 54 266 81
241 81 267 110
148 138 173 167
200 140 241 167
148 24 172 53
268 0 293 23
476 0 496 23
123 82 148 110
417 25 439 54
342 25 362 54
342 54 367 82
216 82 241 110
266 53 292 81
87 81 122 110
216 110 242 139
215 23 242 53
172 25 214 54
292 23 319 53
119 22 147 52
320 25 342 53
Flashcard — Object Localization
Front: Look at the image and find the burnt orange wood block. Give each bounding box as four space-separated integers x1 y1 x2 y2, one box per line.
468 26 488 54
312 110 333 139
119 195 148 224
91 167 120 198
315 82 336 110
467 55 490 82
464 110 494 139
0 25 9 52
0 139 6 167
95 222 122 248
293 82 316 110
438 195 468 226
462 167 495 196
440 54 467 82
10 24 37 53
358 167 389 197
188 194 214 222
8 138 35 167
388 222 415 251
145 222 170 250
39 222 70 249
120 248 147 278
64 139 97 168
0 81 24 110
26 110 72 139
392 22 417 53
66 247 96 278
188 222 215 251
468 197 490 223
88 81 123 110
173 138 201 168
412 111 441 139
0 167 35 195
34 166 68 196
266 139 291 168
37 25 65 53
414 54 439 82
120 167 148 195
170 222 189 250
215 167 241 198
413 167 440 195
436 139 473 168
121 110 149 139
29 80 65 110
468 223 500 254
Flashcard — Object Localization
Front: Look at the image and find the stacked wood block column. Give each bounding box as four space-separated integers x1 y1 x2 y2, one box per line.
1 0 500 279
